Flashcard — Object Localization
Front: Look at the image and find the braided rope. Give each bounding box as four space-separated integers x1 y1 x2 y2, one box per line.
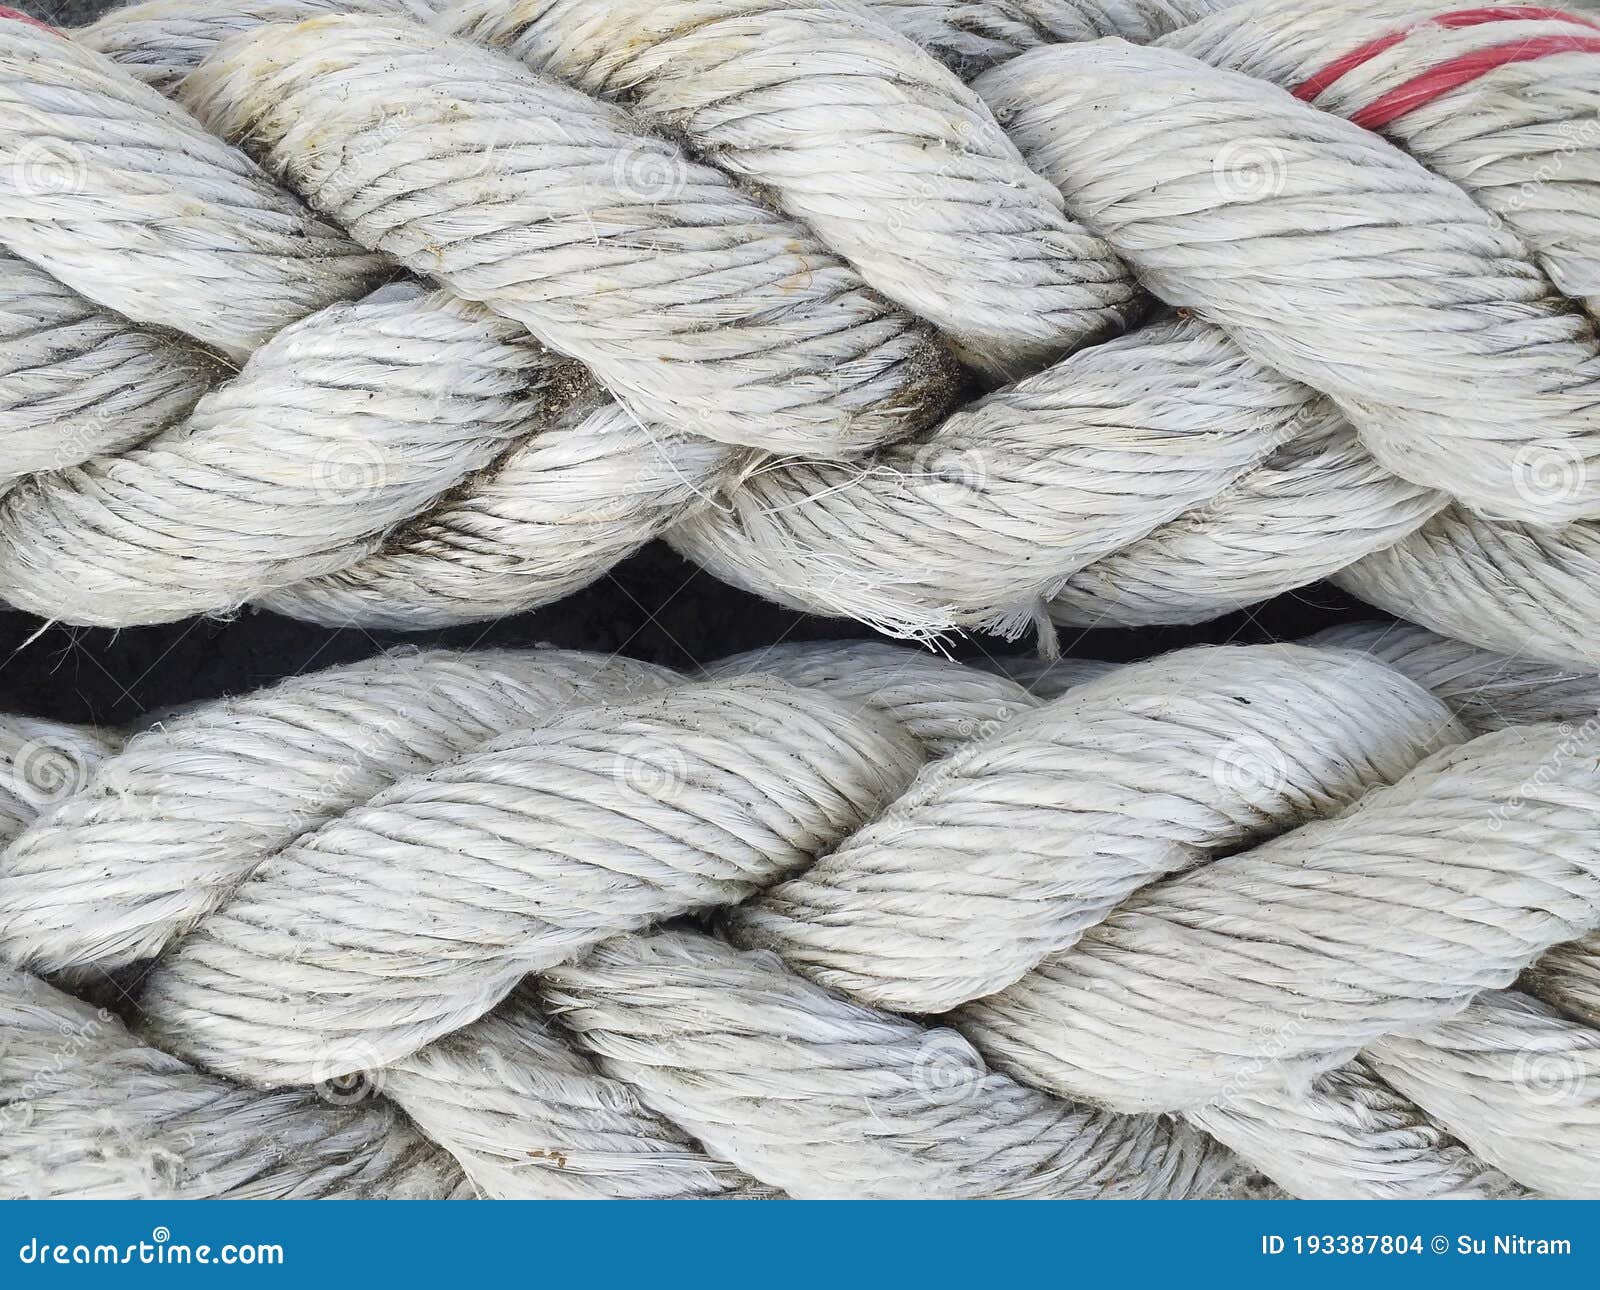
3 629 1600 1199
10 0 1600 1208
0 0 1593 671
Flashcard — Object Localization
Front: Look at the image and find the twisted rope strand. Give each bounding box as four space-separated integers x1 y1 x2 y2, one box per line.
0 0 1594 674
3 642 1232 1200
7 633 1600 1197
182 15 960 453
0 17 383 357
0 965 467 1199
0 647 674 976
445 0 1138 382
11 0 1600 1203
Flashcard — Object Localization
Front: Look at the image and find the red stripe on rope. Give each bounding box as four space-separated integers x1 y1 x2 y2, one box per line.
1294 7 1600 102
0 7 59 33
1294 30 1410 99
1351 33 1600 127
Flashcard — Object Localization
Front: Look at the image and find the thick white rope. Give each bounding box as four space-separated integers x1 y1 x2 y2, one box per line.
0 965 468 1199
1184 1062 1525 1201
1312 619 1600 734
1 641 1233 1201
445 0 1138 382
1165 0 1600 317
1364 990 1600 1199
0 247 224 486
975 623 1600 1197
950 722 1600 1111
0 713 120 845
132 677 927 1084
867 0 1231 69
5 632 1600 1198
0 646 675 976
726 646 1462 1012
977 39 1600 524
381 984 779 1200
77 0 447 91
532 926 1228 1201
183 15 960 454
0 17 383 358
0 0 1598 671
0 286 587 622
672 314 1442 638
9 5 1600 1209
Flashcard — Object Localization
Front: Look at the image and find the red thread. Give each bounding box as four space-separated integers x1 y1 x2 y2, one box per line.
1294 7 1600 105
0 6 59 34
1353 33 1600 127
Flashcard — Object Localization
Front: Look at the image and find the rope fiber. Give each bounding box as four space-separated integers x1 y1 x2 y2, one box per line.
0 0 1592 672
5 0 1600 1201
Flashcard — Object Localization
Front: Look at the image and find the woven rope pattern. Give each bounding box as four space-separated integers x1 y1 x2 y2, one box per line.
6 0 1600 1202
0 0 1592 672
2 629 1600 1198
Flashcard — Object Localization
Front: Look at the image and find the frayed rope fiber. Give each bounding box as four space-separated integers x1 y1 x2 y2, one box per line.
8 0 1600 1204
0 0 1599 669
5 627 1600 1199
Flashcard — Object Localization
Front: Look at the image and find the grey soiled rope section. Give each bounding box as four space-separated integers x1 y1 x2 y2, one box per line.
0 0 1598 671
4 630 1600 1199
